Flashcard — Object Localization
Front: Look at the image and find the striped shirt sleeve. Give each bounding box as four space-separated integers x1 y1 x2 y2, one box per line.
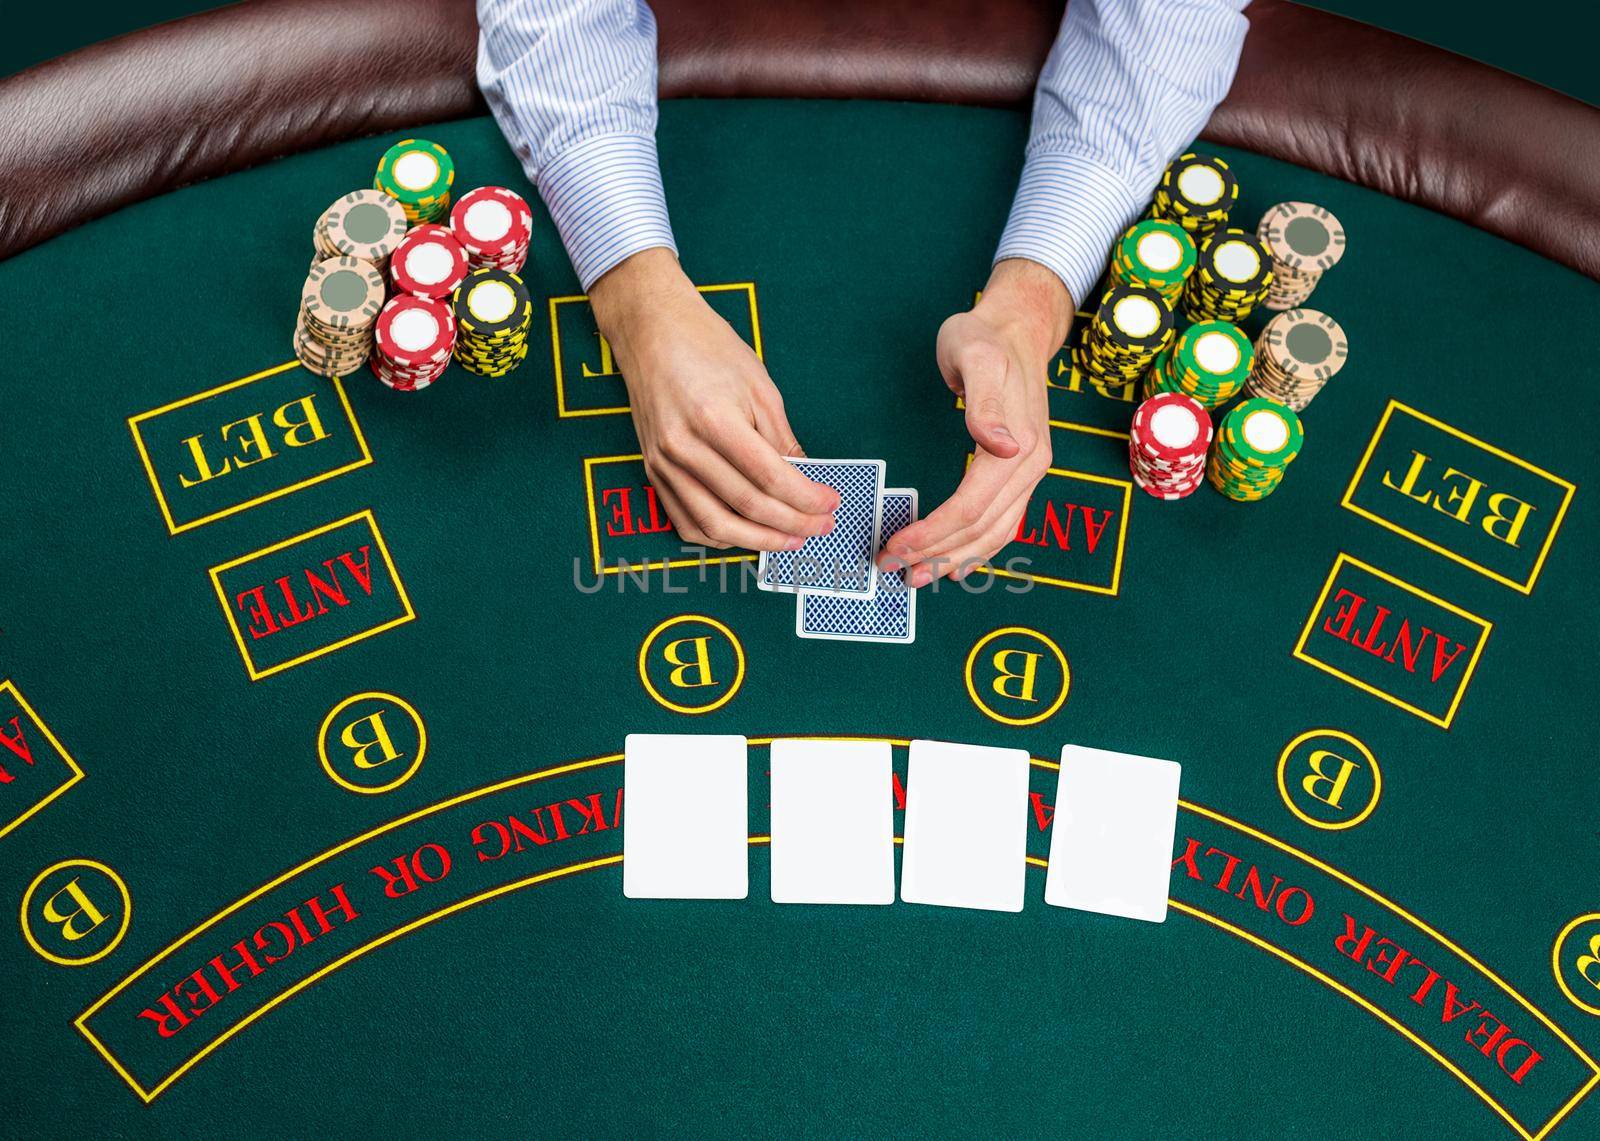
995 0 1251 307
476 0 676 290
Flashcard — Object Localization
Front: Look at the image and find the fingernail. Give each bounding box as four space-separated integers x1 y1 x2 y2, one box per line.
879 556 904 573
908 566 932 588
784 536 807 551
821 518 835 535
992 426 1016 444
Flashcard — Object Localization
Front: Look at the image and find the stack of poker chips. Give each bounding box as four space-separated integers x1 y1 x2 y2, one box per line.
450 187 533 273
1153 153 1238 241
1181 229 1274 324
1207 398 1304 502
1143 320 1254 409
1258 202 1346 310
371 295 456 392
312 190 409 271
1073 284 1176 385
1108 219 1196 304
375 139 456 225
452 267 533 377
295 256 385 378
389 224 470 300
1245 308 1349 411
1128 392 1213 500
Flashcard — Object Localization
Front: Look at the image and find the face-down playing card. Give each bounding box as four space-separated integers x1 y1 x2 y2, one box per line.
757 459 885 599
796 489 917 643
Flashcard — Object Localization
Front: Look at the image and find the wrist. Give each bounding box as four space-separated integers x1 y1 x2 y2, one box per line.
976 258 1076 359
588 247 698 350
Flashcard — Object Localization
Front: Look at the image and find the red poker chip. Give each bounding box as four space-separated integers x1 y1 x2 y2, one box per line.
1131 465 1204 490
484 247 529 274
1133 472 1202 500
1132 471 1203 493
1130 392 1211 462
371 363 446 391
1127 435 1206 496
450 186 533 260
1127 441 1204 477
370 356 441 392
371 356 448 382
1129 451 1205 479
373 360 446 385
390 224 469 299
374 295 455 368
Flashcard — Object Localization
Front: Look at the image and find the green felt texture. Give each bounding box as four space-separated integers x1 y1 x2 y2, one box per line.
0 99 1597 1137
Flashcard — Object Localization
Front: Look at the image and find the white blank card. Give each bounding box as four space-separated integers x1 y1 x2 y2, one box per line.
769 739 894 904
623 734 749 899
1045 744 1181 922
900 739 1030 912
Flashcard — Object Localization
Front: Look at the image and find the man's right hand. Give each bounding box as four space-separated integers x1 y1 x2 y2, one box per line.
589 249 839 552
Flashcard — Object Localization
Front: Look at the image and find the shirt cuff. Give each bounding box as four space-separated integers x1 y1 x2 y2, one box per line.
537 132 678 291
993 151 1146 309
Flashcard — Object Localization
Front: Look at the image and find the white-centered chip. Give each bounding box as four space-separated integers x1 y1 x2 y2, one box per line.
463 199 513 242
1242 408 1290 453
1177 164 1225 206
1149 403 1201 449
467 280 516 323
391 308 442 352
403 242 456 287
1114 295 1162 338
1194 330 1242 374
1137 231 1184 272
394 151 441 192
1213 239 1262 283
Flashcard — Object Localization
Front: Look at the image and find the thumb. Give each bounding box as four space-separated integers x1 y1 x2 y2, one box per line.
952 340 1021 459
752 384 806 458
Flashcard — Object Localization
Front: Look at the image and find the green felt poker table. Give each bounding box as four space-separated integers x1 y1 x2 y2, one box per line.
2 2 1600 1137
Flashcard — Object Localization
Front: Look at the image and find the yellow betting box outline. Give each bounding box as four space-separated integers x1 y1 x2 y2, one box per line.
74 737 1600 1139
0 680 85 842
127 361 372 536
968 461 1132 596
206 509 415 681
582 454 757 576
551 283 763 418
1341 399 1576 595
1293 553 1492 730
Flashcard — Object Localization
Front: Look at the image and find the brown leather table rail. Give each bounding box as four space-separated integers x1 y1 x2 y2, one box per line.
2 0 1598 277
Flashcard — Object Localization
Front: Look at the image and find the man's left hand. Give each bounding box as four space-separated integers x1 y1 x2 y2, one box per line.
881 258 1075 587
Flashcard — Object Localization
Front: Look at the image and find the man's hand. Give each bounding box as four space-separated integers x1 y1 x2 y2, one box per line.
589 249 839 552
881 258 1074 587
